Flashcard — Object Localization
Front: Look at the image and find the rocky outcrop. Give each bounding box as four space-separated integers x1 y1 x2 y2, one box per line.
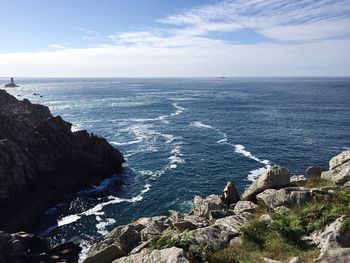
321 150 350 185
242 165 291 201
221 181 240 205
0 231 80 263
0 90 124 231
113 247 189 263
193 195 226 219
82 151 350 263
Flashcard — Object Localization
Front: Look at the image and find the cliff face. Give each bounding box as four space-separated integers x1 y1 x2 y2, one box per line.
0 89 124 232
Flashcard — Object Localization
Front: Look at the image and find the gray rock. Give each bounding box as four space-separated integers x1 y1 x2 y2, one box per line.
242 165 291 201
233 201 258 214
306 216 348 261
193 195 226 219
84 224 144 263
318 248 350 263
209 210 230 220
113 247 189 263
288 257 300 263
263 257 282 263
229 236 243 246
138 216 169 241
322 162 350 185
306 166 325 178
173 215 210 232
259 214 272 223
214 212 250 233
329 150 350 170
256 187 312 210
189 224 238 248
222 181 240 205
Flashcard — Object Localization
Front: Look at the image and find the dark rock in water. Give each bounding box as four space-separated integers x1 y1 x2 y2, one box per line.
0 89 124 232
4 77 19 88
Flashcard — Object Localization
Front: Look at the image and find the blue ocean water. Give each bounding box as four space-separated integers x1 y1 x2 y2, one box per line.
2 77 350 257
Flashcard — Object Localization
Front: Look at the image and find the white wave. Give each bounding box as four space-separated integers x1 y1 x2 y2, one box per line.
71 124 83 132
168 145 185 170
57 214 81 227
190 121 214 129
78 240 94 263
247 165 271 182
53 183 151 229
234 144 270 165
96 217 116 236
110 139 141 146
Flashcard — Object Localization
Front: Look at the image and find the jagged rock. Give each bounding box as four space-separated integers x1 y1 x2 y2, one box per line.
318 248 350 263
209 210 231 220
189 224 238 248
256 187 313 210
84 245 124 263
306 166 324 178
221 181 240 205
113 247 189 263
321 150 350 185
0 230 80 263
0 90 124 231
329 150 350 170
84 224 144 263
129 240 151 255
306 216 349 261
135 216 170 241
173 215 210 232
193 195 226 219
233 201 258 214
214 212 250 233
242 165 291 201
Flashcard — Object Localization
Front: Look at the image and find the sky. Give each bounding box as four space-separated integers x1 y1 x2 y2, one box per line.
0 0 350 77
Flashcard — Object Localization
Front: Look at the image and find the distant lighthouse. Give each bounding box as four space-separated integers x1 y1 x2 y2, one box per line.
4 77 19 88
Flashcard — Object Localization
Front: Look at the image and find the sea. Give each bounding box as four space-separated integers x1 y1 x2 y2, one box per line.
2 77 350 259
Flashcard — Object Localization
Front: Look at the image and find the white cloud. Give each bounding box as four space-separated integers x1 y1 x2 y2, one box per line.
1 0 350 77
49 44 67 49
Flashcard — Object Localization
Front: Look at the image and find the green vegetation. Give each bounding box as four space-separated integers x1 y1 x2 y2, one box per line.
150 178 350 263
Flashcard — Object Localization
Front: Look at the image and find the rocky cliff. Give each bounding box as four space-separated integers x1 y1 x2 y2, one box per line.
0 89 124 232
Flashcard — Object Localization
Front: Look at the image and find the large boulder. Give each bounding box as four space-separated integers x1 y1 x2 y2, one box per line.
321 150 350 185
189 224 238 248
242 166 291 201
193 195 226 219
84 224 144 263
329 150 350 170
256 187 313 210
113 247 189 263
233 201 258 214
221 181 240 205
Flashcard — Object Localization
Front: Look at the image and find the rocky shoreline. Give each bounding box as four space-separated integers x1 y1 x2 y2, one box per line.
82 150 350 263
0 90 125 261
